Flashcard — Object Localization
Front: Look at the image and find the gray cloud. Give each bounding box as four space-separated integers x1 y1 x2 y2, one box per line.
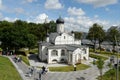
67 7 85 16
45 0 63 9
77 0 118 7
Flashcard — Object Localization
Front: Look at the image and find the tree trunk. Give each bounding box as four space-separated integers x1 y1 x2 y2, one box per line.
113 45 115 54
94 42 96 53
100 70 103 80
99 42 101 53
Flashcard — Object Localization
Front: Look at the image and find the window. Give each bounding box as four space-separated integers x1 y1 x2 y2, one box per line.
64 36 65 39
61 50 65 56
51 50 58 56
83 48 86 54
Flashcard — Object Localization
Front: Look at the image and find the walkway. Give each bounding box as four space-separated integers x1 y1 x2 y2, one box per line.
8 54 110 80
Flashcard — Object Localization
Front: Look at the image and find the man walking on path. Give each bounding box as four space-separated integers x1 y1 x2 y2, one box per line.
41 66 45 74
73 64 76 71
39 70 42 80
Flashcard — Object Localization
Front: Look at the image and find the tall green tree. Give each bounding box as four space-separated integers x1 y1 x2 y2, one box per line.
49 21 57 32
87 23 105 52
106 26 120 52
0 22 37 51
74 31 82 40
96 58 104 80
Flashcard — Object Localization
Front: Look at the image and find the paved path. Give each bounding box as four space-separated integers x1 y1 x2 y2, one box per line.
8 55 111 80
41 60 109 80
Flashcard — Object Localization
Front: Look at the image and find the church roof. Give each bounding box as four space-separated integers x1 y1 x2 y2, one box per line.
47 45 66 49
56 16 64 24
46 44 87 52
49 32 60 43
40 41 52 46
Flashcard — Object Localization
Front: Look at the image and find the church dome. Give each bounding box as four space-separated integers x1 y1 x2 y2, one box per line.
56 16 64 24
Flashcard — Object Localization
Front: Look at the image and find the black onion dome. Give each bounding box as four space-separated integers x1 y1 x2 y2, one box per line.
56 16 64 24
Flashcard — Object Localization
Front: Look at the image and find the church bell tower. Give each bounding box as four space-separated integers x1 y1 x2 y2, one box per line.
56 16 64 33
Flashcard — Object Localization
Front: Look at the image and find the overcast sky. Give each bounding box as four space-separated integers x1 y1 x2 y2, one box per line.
0 0 120 32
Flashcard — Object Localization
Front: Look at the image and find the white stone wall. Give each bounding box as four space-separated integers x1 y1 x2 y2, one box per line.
55 33 81 45
40 46 47 61
74 40 81 45
38 44 42 60
47 49 68 63
80 48 88 60
57 24 64 33
72 48 89 64
55 33 74 45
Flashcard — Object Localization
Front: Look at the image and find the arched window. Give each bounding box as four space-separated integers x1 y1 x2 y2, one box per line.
51 50 58 56
82 48 86 54
61 50 65 56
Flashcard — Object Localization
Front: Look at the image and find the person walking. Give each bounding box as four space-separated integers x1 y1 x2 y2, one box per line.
41 66 45 74
39 70 42 80
73 64 76 71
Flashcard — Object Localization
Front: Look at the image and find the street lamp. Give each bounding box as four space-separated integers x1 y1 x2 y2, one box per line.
115 36 119 80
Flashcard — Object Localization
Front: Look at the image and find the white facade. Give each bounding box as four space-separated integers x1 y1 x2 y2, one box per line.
38 17 89 65
57 24 64 33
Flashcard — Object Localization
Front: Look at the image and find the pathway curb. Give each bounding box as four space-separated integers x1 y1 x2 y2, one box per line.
8 56 27 80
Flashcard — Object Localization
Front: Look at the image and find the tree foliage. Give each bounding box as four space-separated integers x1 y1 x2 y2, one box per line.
106 26 120 51
74 31 82 39
96 58 104 80
0 20 56 50
87 23 105 52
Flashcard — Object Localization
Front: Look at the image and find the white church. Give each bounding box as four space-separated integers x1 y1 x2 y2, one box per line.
38 17 89 65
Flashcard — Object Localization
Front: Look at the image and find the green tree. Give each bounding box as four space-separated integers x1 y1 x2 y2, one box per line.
0 20 13 29
49 21 57 32
106 26 120 52
0 22 37 52
96 58 104 80
87 23 105 52
74 31 82 40
26 34 37 50
107 62 115 80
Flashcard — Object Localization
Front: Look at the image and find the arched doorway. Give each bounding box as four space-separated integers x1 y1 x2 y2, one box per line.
52 59 58 63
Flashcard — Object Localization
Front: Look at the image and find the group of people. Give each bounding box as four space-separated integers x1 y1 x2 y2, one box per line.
41 66 49 74
27 66 49 80
14 55 22 63
39 66 49 80
28 66 35 77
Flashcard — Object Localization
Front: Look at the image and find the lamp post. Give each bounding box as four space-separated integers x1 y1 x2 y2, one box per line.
115 36 119 80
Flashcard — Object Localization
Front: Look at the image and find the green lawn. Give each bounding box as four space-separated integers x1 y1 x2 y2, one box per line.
0 56 22 80
89 53 108 60
97 68 120 80
20 55 30 66
90 48 120 58
49 64 90 72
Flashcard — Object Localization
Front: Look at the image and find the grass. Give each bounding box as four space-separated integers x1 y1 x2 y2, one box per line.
16 48 38 66
49 64 90 72
15 49 30 66
89 53 108 60
19 48 38 54
97 68 120 80
89 48 120 58
0 56 22 80
29 48 38 54
20 55 30 66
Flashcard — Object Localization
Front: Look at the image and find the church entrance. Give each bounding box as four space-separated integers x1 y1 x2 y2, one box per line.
77 54 81 64
52 59 58 63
